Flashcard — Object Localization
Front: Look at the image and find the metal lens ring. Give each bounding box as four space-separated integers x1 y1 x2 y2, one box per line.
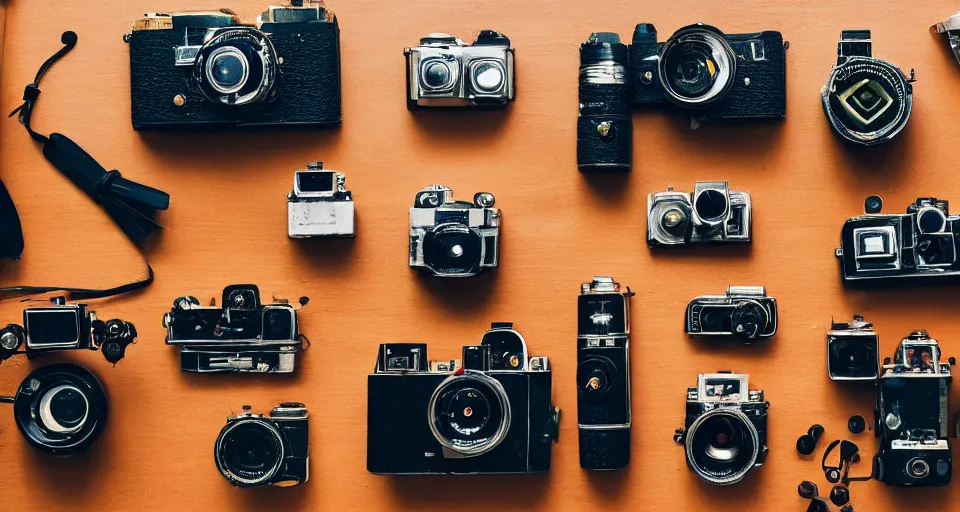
195 28 278 106
419 56 459 93
685 409 760 485
469 59 506 94
422 223 484 276
13 364 107 454
650 199 692 243
215 419 285 487
428 371 512 457
823 57 912 145
658 25 737 107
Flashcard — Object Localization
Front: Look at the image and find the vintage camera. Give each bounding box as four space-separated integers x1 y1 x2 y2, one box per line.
287 162 355 238
367 322 560 475
409 185 500 277
577 32 632 171
674 372 769 486
405 30 514 109
934 13 960 67
647 181 751 247
125 1 341 130
215 403 309 488
163 284 303 373
685 286 777 342
822 30 914 146
827 315 880 381
577 276 633 471
875 331 954 486
835 195 960 285
2 364 109 454
0 298 137 365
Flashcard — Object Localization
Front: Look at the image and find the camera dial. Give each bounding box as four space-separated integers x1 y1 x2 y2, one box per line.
658 24 736 107
428 371 511 457
686 409 760 485
195 28 278 106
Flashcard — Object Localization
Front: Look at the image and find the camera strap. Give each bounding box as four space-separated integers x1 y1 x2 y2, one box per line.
0 178 24 259
1 31 169 300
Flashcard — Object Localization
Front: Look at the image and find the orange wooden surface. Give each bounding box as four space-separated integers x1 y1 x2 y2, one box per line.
2 0 960 510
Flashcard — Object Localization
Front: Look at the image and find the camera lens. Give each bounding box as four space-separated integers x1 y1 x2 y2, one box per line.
195 28 278 107
823 57 912 146
686 410 760 485
216 420 285 487
836 341 868 369
907 457 931 479
658 26 735 106
422 60 453 90
917 208 947 234
694 189 729 221
423 224 483 276
39 385 89 433
429 372 511 457
660 207 689 236
471 62 504 93
208 49 248 92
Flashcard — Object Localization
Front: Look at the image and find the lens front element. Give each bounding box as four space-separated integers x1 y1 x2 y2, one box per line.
658 25 736 107
216 419 285 487
428 371 511 457
823 56 912 146
38 385 89 434
686 409 760 485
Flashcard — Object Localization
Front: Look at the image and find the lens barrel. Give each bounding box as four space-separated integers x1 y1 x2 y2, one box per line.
577 33 632 172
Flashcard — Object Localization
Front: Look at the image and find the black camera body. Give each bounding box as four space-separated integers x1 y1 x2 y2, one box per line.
685 286 777 342
126 2 341 130
0 298 137 365
875 331 954 487
827 315 880 381
629 23 787 119
367 323 560 475
215 403 309 488
577 276 632 471
163 284 302 373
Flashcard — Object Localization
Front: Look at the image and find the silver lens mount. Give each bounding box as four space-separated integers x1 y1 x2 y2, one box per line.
205 46 250 95
822 57 912 146
427 370 512 457
685 408 760 486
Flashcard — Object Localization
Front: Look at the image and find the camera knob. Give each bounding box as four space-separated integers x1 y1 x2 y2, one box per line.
732 302 768 340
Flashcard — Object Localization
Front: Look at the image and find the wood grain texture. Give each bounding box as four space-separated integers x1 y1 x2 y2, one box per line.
1 0 960 510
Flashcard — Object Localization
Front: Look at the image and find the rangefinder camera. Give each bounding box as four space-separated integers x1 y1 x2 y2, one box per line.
822 30 913 146
125 1 341 130
405 30 514 108
163 284 303 373
685 286 777 342
674 372 769 486
875 331 955 486
836 196 960 285
215 403 309 488
827 315 880 381
647 181 751 246
0 298 137 365
287 162 355 238
367 322 560 475
409 185 500 277
577 276 633 471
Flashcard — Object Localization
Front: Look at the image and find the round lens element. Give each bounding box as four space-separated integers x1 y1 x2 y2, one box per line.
908 458 931 479
918 208 947 234
686 410 760 485
472 62 504 92
695 189 729 221
39 385 89 433
822 57 912 146
216 420 285 487
836 342 868 369
195 28 278 107
428 372 511 457
423 60 453 89
422 224 484 276
658 25 736 106
209 50 248 92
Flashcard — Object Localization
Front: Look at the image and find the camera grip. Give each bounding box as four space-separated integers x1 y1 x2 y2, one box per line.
579 428 630 470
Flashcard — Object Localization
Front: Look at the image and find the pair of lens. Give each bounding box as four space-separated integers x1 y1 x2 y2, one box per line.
686 409 760 485
428 371 511 457
420 58 506 95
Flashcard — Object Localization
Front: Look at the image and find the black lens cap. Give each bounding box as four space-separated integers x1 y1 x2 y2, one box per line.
830 485 850 506
798 480 820 499
848 415 866 435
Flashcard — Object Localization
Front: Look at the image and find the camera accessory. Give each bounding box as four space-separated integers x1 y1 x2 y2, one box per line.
367 322 560 475
577 276 633 471
685 286 777 342
405 30 514 109
848 415 866 435
126 1 341 129
933 13 960 67
674 372 768 486
287 162 355 238
827 316 879 380
3 364 108 454
215 403 309 488
835 196 960 285
807 498 830 512
577 32 631 171
0 179 24 260
798 480 819 499
409 185 500 278
796 424 824 456
163 284 305 373
629 23 787 124
0 298 137 365
821 30 914 146
875 330 954 486
647 181 751 246
830 485 850 506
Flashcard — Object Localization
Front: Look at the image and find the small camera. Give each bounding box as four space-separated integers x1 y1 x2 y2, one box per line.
647 181 751 247
3 364 109 454
674 372 769 486
827 315 879 381
836 196 960 285
163 284 303 373
934 14 960 67
409 185 500 277
287 162 355 238
367 322 560 475
685 286 777 342
126 1 341 130
875 331 955 486
405 30 514 109
822 30 914 146
577 276 633 471
215 402 309 488
0 298 137 365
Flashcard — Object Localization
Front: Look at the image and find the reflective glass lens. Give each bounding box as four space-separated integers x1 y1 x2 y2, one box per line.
664 44 719 98
39 385 88 433
423 226 483 275
431 375 508 454
688 412 758 484
695 189 729 221
211 52 246 89
423 60 453 89
218 421 283 485
472 62 504 92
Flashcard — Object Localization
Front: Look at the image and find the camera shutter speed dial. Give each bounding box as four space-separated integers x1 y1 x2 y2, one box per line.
731 301 769 340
